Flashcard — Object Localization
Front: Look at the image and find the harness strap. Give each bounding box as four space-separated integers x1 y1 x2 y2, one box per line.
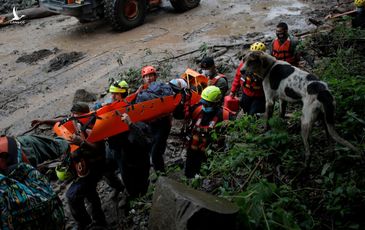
191 105 203 120
209 74 227 86
58 112 101 126
241 74 262 90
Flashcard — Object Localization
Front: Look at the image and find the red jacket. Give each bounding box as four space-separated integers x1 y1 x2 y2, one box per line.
231 62 264 97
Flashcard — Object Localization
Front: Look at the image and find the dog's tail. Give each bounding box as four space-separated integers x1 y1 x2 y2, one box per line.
317 90 360 153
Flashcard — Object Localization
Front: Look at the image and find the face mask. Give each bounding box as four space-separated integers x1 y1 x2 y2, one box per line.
202 105 214 113
276 32 287 41
202 70 213 77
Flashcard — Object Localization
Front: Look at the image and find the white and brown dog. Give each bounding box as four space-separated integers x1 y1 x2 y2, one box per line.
241 51 359 165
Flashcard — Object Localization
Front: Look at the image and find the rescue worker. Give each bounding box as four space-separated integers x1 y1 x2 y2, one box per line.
93 80 129 110
10 103 85 169
230 42 266 115
134 65 171 173
113 112 152 209
270 22 300 66
184 86 233 178
102 80 131 171
109 79 129 101
0 135 69 172
31 102 90 127
65 134 109 230
353 0 365 28
200 57 229 97
31 102 123 229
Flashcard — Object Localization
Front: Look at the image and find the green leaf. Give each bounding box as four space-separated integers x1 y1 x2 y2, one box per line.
321 163 331 176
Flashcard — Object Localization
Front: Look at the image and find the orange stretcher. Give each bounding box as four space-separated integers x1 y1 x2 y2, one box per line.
54 94 183 152
54 69 206 152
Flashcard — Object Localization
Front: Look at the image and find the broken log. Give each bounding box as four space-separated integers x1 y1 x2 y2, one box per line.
325 9 357 19
295 29 333 38
0 7 56 22
157 42 249 63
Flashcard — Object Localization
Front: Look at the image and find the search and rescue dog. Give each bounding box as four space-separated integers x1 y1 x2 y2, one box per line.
241 51 359 166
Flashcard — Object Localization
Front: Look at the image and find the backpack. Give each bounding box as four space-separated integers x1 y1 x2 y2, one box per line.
136 81 174 103
0 145 65 230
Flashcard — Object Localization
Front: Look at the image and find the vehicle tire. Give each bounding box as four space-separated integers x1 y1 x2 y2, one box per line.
104 0 147 31
169 0 200 12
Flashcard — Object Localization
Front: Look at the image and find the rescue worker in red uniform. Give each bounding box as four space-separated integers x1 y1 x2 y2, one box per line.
230 42 267 115
184 86 233 178
270 22 300 66
200 57 229 97
136 65 171 173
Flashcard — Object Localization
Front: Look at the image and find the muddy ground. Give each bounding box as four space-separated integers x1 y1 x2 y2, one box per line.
0 0 354 229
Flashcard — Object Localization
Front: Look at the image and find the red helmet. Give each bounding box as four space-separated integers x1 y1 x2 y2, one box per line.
141 65 157 77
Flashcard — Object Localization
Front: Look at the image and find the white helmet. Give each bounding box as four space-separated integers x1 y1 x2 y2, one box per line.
169 78 188 89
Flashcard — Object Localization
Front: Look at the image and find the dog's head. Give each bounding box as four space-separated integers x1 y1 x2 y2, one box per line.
241 51 276 79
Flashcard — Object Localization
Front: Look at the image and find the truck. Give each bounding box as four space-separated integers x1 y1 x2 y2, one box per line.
39 0 200 31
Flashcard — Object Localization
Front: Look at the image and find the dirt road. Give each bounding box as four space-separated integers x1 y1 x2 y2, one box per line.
0 0 320 135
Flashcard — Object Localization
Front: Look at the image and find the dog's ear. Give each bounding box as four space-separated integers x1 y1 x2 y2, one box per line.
244 51 260 68
249 51 266 69
249 51 261 61
260 53 271 69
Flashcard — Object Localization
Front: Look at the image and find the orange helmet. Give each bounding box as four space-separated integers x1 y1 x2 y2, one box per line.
141 66 157 77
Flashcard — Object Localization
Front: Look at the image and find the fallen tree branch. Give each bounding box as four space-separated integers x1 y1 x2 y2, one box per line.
0 7 57 20
0 7 56 27
325 9 357 19
295 28 333 38
157 42 249 63
240 157 264 190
